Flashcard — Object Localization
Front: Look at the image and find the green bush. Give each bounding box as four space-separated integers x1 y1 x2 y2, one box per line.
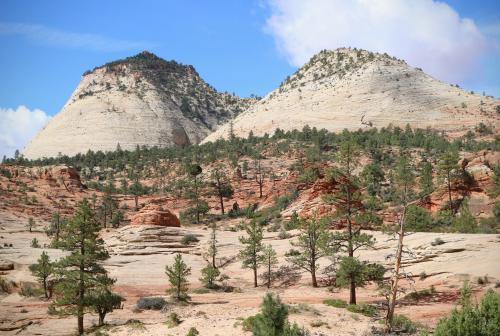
323 298 348 308
435 288 500 336
165 312 181 328
186 327 199 336
391 314 418 333
181 234 199 245
346 303 377 317
136 297 166 310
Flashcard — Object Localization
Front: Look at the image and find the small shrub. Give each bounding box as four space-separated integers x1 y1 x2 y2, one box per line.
165 312 181 328
136 297 166 310
478 275 489 285
323 299 348 308
346 304 377 317
20 284 43 297
181 234 199 245
289 303 321 316
419 271 428 280
278 227 290 239
431 237 445 246
309 319 328 328
0 276 11 293
242 315 257 332
285 248 301 257
391 314 418 333
186 327 199 336
31 238 40 248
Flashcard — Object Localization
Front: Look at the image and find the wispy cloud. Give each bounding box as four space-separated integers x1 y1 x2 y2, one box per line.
265 0 493 84
0 105 50 159
0 22 154 52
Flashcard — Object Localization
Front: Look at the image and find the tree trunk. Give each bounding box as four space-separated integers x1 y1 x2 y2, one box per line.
134 195 139 211
253 266 258 287
267 260 271 289
219 193 225 215
349 280 356 305
43 279 48 299
386 207 406 332
311 269 318 288
98 312 105 327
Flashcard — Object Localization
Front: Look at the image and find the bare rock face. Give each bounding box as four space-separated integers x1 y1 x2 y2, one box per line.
42 165 83 190
204 48 499 142
23 51 256 159
131 203 180 227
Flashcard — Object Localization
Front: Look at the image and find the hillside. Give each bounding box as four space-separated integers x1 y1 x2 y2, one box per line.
23 51 256 159
204 48 499 142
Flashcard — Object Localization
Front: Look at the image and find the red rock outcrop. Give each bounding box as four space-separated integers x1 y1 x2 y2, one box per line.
131 203 180 227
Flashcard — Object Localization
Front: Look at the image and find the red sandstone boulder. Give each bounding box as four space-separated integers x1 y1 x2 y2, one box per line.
131 203 180 227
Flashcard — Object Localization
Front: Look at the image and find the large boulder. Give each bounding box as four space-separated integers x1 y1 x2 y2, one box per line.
42 165 83 189
131 204 180 227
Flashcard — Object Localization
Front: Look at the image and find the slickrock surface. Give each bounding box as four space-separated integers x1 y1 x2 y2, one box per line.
204 48 499 142
23 51 256 159
130 203 180 227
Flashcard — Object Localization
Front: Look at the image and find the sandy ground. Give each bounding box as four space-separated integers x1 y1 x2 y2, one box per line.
1 210 499 335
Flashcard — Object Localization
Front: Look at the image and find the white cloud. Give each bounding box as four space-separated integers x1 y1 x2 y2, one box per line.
0 22 154 52
266 0 489 83
0 106 50 159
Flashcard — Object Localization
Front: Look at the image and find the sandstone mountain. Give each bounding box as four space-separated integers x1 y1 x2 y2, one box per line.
23 51 256 159
204 48 499 142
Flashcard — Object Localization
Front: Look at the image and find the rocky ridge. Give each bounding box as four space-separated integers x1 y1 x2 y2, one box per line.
204 48 499 142
23 51 256 159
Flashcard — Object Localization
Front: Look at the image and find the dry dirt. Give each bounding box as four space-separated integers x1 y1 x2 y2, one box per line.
1 210 499 336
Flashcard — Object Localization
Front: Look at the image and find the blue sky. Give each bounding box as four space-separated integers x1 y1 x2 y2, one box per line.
0 0 499 158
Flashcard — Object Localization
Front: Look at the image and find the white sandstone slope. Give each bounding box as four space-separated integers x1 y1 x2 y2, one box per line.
23 51 255 159
204 48 499 142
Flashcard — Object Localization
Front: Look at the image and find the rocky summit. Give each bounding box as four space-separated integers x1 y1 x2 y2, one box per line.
23 51 256 159
204 48 499 142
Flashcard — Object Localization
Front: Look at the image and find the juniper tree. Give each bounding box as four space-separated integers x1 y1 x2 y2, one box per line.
287 216 331 288
239 220 264 287
52 199 112 335
261 244 278 289
211 164 234 215
29 251 53 298
165 253 191 301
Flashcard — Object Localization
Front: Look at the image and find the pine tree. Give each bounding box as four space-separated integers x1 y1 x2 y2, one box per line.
438 151 459 211
165 253 191 301
239 220 264 287
322 138 377 304
87 275 123 326
199 264 220 289
27 217 35 232
419 159 434 197
287 216 330 288
185 164 208 223
211 164 234 215
52 199 111 335
129 178 144 211
254 156 266 198
261 244 278 289
252 293 309 336
29 251 53 298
